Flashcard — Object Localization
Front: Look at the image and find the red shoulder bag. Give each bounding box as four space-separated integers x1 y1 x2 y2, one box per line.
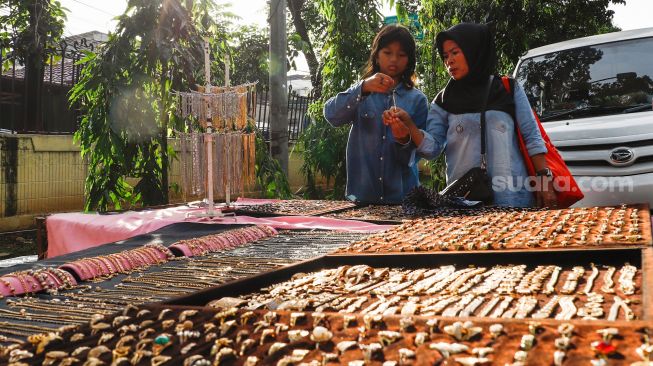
501 76 584 208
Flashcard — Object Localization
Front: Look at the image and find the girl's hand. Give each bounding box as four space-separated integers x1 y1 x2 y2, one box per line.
383 108 410 144
362 73 395 94
385 107 414 127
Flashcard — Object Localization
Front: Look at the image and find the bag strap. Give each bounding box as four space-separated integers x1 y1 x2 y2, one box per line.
480 75 495 170
501 75 513 94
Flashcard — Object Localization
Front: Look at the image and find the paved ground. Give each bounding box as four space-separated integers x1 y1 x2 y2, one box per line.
0 230 37 260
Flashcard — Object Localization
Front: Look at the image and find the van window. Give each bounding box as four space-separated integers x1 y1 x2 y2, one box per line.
516 37 653 122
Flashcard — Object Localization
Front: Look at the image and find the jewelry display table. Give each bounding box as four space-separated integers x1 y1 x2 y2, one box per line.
2 202 652 365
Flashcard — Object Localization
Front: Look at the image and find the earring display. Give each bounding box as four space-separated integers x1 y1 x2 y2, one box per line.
7 305 651 366
336 204 651 253
236 199 356 217
174 80 258 211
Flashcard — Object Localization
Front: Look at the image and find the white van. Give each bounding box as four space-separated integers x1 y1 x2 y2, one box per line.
513 27 653 207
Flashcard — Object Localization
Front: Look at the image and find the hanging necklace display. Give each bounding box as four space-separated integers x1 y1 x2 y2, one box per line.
173 38 257 218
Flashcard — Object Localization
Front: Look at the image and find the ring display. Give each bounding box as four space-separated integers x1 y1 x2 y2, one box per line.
6 304 652 366
336 204 652 253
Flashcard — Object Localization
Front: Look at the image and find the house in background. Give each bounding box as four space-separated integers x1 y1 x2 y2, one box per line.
288 71 312 96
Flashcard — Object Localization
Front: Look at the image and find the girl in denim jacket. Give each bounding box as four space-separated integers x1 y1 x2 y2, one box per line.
324 25 431 204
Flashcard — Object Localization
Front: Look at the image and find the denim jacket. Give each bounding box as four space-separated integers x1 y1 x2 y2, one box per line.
422 81 547 207
324 81 430 204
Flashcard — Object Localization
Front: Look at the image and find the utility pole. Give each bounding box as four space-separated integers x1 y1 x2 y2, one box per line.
269 0 289 175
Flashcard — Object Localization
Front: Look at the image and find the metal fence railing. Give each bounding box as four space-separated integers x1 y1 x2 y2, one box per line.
254 85 315 142
0 37 95 134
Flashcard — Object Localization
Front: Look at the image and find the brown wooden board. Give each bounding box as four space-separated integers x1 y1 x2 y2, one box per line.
165 248 651 323
334 204 652 254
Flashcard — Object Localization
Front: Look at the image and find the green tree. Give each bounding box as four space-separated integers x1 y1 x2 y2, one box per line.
70 0 222 211
298 0 382 199
0 0 66 130
287 0 325 96
416 0 624 93
230 25 269 88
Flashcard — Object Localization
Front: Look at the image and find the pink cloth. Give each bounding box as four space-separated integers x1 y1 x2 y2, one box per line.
46 205 390 258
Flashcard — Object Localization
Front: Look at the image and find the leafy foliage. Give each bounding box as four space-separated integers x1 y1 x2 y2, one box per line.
230 25 269 88
255 129 293 198
64 0 627 206
0 0 66 70
417 0 624 84
287 0 326 95
70 0 219 211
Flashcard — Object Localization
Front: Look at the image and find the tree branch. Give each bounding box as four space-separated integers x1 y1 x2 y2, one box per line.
287 0 322 97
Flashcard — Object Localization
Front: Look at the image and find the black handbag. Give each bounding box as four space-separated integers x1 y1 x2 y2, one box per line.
440 75 495 204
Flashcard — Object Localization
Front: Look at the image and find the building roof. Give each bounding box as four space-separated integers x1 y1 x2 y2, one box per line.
4 59 79 85
2 32 107 85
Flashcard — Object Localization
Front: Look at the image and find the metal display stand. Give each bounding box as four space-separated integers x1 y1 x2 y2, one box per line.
174 39 252 219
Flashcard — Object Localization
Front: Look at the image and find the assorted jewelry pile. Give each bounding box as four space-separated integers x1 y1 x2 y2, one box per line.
338 205 651 253
59 256 293 306
0 226 282 342
0 255 292 342
327 205 409 222
178 131 256 200
6 305 652 366
0 268 76 297
0 200 650 364
236 200 356 217
60 244 175 281
208 263 640 322
223 231 370 260
0 226 275 295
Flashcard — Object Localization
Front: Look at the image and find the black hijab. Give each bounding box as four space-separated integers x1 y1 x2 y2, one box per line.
434 23 514 115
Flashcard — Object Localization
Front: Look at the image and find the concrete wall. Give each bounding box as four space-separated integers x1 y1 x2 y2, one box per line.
1 134 88 231
0 134 317 232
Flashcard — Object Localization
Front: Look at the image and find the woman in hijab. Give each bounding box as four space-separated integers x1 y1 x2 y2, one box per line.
422 23 556 207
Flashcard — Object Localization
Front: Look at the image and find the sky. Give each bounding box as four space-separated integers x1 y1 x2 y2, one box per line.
58 0 652 72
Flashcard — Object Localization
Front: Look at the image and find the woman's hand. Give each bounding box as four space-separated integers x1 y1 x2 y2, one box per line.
382 107 411 144
362 73 395 94
535 177 558 208
530 154 558 208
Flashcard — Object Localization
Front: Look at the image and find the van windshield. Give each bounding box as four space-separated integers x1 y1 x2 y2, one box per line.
516 37 653 122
